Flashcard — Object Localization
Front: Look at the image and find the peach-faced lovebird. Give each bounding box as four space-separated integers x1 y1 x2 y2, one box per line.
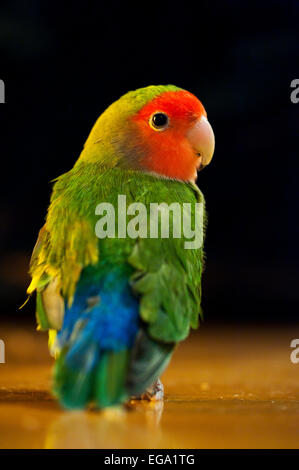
28 85 215 409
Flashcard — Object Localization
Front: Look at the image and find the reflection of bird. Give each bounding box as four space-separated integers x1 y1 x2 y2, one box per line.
28 85 215 409
44 401 164 449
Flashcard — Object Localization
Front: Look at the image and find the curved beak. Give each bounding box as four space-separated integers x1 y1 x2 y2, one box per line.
187 116 215 170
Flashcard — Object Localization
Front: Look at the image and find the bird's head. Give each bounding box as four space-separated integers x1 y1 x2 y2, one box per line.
79 85 215 183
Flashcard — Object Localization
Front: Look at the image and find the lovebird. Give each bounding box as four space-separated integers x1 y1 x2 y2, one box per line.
28 85 215 409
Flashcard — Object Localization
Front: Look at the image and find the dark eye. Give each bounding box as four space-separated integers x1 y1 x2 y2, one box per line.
150 112 169 130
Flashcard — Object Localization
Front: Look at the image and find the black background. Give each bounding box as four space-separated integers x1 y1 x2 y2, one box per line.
0 0 298 324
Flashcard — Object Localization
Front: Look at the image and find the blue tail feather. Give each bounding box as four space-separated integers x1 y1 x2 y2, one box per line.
53 264 140 408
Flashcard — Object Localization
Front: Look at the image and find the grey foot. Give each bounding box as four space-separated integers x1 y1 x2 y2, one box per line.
137 379 164 401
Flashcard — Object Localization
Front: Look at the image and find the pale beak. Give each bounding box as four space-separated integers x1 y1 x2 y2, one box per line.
187 116 215 170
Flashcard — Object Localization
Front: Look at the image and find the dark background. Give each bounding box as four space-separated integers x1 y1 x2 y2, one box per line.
0 0 298 324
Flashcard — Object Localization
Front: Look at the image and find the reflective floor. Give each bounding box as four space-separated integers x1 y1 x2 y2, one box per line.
0 323 298 448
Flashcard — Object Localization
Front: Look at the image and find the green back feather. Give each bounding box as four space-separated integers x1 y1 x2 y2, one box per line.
29 163 205 344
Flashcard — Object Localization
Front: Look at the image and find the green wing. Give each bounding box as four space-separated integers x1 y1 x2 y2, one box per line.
126 175 205 343
29 163 206 345
28 226 64 331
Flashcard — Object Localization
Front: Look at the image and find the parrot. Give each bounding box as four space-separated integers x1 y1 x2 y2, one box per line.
27 85 215 409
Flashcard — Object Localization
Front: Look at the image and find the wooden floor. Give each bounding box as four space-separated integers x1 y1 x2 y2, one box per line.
0 323 299 449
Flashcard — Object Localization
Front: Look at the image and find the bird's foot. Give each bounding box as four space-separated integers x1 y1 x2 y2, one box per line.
138 379 164 401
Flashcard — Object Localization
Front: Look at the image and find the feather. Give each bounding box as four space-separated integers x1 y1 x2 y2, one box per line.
126 328 174 396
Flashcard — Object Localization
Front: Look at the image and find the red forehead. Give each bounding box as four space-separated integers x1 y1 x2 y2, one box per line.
134 90 206 121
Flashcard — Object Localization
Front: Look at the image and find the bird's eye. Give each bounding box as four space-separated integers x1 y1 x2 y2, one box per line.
149 112 169 131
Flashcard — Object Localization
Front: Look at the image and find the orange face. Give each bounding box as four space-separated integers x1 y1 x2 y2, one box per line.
131 90 215 182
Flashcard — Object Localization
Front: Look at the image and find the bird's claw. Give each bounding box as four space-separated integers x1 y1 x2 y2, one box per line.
132 379 164 402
